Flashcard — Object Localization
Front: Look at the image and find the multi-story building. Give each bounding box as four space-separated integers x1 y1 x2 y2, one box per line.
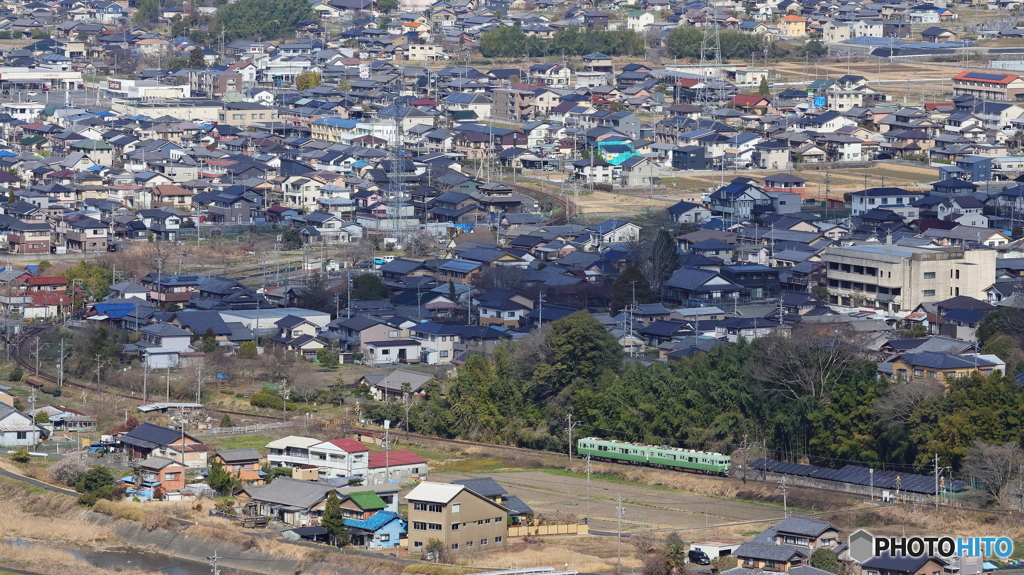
405 482 509 555
189 70 242 98
527 63 571 87
821 245 996 312
952 71 1024 101
848 188 923 216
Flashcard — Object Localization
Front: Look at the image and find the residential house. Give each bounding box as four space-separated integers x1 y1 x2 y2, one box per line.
0 404 45 446
115 422 208 468
213 448 263 483
366 449 429 485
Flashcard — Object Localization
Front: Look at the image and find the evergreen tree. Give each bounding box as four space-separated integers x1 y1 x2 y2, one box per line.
647 229 680 291
534 311 623 402
610 265 653 315
220 413 233 428
759 76 771 98
207 460 237 494
351 273 389 301
321 491 349 547
199 327 218 353
237 341 257 359
188 47 206 69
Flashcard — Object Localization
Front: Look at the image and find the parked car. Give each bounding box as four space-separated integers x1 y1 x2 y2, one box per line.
688 550 711 565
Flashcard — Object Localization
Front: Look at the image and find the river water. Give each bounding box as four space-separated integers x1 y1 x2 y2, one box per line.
9 540 215 575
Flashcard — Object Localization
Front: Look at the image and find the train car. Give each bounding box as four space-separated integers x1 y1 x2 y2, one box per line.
577 437 730 475
578 438 649 464
649 446 730 475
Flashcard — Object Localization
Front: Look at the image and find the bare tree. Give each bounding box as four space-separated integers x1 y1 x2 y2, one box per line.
511 325 552 380
872 380 944 428
964 440 1024 506
748 327 864 403
631 528 657 560
474 266 527 293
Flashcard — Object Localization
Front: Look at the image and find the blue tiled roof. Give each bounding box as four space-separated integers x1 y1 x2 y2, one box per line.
344 511 404 531
93 302 138 318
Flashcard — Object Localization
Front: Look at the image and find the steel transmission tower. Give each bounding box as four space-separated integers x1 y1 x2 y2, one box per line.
696 22 722 114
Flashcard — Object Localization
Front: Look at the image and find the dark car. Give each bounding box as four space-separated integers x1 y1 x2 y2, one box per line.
688 550 711 565
356 260 372 269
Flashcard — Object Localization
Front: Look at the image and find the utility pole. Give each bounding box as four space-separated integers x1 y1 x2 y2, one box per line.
166 366 171 402
615 493 626 575
870 468 874 502
565 413 578 460
537 292 545 327
209 550 221 575
142 363 150 403
57 337 68 388
779 476 788 517
281 384 291 421
196 365 204 404
384 419 391 484
34 336 40 376
585 455 591 525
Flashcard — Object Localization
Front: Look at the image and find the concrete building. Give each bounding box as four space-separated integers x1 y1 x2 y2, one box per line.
821 245 996 312
405 482 509 555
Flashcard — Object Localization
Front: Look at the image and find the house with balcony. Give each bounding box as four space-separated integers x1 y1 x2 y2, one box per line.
62 216 109 253
140 273 204 305
409 321 461 364
528 63 571 88
266 435 321 470
308 438 369 478
269 314 325 359
123 321 192 369
6 220 51 254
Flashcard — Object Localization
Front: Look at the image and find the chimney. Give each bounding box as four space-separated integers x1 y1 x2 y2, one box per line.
886 231 892 245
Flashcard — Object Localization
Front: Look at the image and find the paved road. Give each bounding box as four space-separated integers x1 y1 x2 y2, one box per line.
0 465 77 496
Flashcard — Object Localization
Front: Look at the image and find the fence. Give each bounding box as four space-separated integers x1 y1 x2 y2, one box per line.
508 523 589 537
197 422 291 436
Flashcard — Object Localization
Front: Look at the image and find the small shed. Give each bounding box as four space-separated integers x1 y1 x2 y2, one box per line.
282 526 329 542
691 540 744 557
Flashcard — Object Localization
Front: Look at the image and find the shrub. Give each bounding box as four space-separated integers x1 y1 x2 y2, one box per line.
75 465 115 494
8 367 22 381
249 388 284 410
11 448 30 463
220 413 233 428
141 511 175 531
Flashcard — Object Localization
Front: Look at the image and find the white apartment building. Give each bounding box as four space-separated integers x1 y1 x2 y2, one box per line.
821 245 996 312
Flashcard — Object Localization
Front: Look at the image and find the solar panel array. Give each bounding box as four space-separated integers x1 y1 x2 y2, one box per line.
751 459 969 495
964 72 1012 81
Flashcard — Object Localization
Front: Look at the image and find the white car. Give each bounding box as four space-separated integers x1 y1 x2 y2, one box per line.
26 91 37 96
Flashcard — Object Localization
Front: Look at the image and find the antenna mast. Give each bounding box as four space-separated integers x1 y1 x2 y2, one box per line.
696 20 722 116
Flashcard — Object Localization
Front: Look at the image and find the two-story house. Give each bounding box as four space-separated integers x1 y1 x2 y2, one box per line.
137 209 182 241
409 321 462 364
405 481 510 555
266 435 321 471
269 315 325 359
308 438 370 479
126 322 192 369
213 448 263 483
64 216 109 253
115 423 208 468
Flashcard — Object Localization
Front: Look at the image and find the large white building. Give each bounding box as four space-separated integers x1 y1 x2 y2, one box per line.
821 244 996 312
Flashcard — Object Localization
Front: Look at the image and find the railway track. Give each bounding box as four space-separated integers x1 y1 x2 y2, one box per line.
510 182 577 225
11 326 282 423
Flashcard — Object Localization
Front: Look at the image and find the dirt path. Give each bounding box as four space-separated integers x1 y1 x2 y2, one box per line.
433 470 786 534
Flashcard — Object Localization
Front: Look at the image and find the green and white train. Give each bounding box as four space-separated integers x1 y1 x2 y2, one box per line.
576 437 731 475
